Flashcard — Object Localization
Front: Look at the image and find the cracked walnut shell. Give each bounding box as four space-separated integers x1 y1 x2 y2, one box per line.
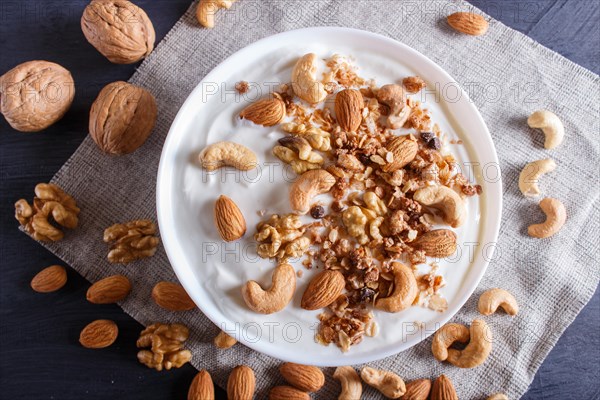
15 183 80 242
81 0 155 64
0 60 75 132
103 219 159 263
136 323 191 371
89 81 157 155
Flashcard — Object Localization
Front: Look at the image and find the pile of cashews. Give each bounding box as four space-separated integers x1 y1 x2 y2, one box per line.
519 110 568 238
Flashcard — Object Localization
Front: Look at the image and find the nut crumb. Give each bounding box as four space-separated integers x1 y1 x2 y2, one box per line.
235 81 249 94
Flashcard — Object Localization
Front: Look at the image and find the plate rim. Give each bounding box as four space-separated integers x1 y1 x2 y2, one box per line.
156 26 503 366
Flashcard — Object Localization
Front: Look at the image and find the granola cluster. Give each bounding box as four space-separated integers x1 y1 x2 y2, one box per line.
255 55 481 352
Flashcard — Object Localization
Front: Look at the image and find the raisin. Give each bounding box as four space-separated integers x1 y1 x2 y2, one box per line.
358 287 376 303
427 137 441 150
310 205 325 219
420 131 435 142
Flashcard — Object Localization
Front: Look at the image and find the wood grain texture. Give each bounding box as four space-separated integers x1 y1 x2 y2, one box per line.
0 1 598 399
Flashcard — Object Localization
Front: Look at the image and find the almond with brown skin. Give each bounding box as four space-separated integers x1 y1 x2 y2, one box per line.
301 270 345 310
431 375 458 400
280 362 325 392
411 229 457 257
383 135 419 172
214 195 247 242
31 265 67 293
401 379 431 400
86 275 131 304
152 281 195 311
240 94 286 126
447 12 489 36
227 365 255 400
335 89 364 132
79 319 118 349
269 386 310 400
188 369 214 400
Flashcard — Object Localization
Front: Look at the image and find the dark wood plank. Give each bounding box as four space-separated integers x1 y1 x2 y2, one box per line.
0 1 598 399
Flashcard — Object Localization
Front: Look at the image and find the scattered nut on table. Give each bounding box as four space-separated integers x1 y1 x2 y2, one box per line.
79 319 119 349
279 362 325 392
227 365 255 400
103 219 160 263
213 330 237 349
152 281 196 311
527 109 564 149
196 0 237 28
487 394 509 400
0 60 75 132
334 366 363 400
15 183 80 242
447 12 489 36
269 386 310 400
360 366 406 399
518 158 556 197
89 81 158 155
30 265 68 293
81 0 155 64
403 378 432 400
86 274 131 304
431 374 459 400
433 319 493 368
188 369 215 400
528 197 567 238
136 323 192 371
478 288 519 316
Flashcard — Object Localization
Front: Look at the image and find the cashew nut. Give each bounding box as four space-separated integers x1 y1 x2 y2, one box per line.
445 319 493 368
289 169 336 214
478 288 519 316
518 158 556 197
376 84 411 129
527 110 564 149
196 0 236 28
413 185 466 228
431 323 470 362
199 141 257 171
528 197 567 238
360 367 406 399
487 394 509 400
241 263 296 314
375 262 418 313
333 366 362 400
291 53 328 104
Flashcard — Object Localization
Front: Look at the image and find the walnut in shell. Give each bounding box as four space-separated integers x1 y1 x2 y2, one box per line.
81 0 155 64
0 60 75 132
89 81 157 155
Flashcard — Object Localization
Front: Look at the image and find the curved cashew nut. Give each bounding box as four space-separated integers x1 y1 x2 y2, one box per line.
360 367 406 399
196 0 236 28
431 323 470 361
446 319 493 368
478 288 519 316
333 366 362 400
241 263 296 314
413 185 466 228
289 169 336 214
527 110 564 149
528 197 567 238
375 262 418 313
199 141 257 171
518 158 556 197
291 53 328 104
376 84 411 129
487 394 509 400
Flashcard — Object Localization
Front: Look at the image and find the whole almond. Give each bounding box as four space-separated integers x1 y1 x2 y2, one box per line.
301 270 345 310
335 89 364 132
411 229 457 257
227 365 255 400
79 319 118 349
152 281 195 311
280 362 325 392
431 375 458 400
401 379 431 400
383 135 418 172
240 94 286 126
86 275 131 304
447 12 489 36
269 386 310 400
214 195 247 242
188 369 214 400
31 265 67 293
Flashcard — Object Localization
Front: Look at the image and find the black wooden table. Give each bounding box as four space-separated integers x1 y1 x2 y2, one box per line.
1 1 598 399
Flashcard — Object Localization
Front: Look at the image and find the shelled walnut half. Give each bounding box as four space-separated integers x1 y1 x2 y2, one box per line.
103 219 159 263
15 183 80 242
136 323 192 371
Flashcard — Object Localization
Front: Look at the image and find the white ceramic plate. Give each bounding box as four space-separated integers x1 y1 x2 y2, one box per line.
157 27 502 367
